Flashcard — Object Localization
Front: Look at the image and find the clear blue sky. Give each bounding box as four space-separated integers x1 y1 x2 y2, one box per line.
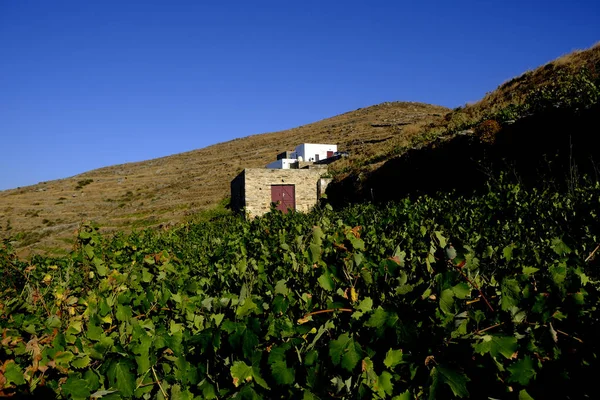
1 0 598 190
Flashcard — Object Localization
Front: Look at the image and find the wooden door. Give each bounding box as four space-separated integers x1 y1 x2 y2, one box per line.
271 185 295 213
327 151 334 158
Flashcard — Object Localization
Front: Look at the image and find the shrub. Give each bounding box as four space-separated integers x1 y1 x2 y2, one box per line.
475 119 501 144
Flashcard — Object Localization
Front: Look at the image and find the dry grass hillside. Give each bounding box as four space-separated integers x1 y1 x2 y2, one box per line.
3 42 598 258
0 101 448 257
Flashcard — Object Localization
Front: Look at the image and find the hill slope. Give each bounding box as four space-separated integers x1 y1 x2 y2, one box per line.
327 42 600 203
0 102 448 256
3 42 599 257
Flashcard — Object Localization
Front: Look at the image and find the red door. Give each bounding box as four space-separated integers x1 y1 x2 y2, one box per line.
327 151 334 158
271 185 295 213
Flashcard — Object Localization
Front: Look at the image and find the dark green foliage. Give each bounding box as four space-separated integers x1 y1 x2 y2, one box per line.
75 179 94 190
1 180 600 398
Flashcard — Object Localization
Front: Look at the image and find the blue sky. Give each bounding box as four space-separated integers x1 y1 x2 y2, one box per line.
1 0 598 191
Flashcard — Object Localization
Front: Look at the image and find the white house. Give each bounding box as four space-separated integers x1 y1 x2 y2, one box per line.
266 143 338 169
294 143 337 162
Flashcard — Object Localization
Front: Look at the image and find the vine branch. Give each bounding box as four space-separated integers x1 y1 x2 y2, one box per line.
585 243 600 262
452 263 495 312
304 308 353 317
152 366 168 399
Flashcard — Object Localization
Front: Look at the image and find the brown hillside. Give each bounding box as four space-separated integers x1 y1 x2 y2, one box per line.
0 101 448 257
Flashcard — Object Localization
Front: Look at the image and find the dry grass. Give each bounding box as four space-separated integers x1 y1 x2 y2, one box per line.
466 42 600 120
0 101 448 257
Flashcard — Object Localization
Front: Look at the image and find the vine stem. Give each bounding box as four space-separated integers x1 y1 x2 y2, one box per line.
304 308 353 317
524 322 584 343
556 329 584 343
451 262 495 312
476 322 504 334
585 243 600 262
152 366 168 399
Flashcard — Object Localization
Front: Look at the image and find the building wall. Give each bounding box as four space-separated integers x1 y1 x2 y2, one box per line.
230 170 245 212
295 144 338 162
234 168 326 217
266 158 295 169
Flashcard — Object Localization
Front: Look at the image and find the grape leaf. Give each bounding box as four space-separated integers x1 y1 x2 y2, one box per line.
508 356 536 385
107 359 135 398
318 273 334 291
365 307 389 329
230 361 253 387
437 365 470 398
4 361 25 386
501 278 521 311
439 289 455 315
384 349 405 369
62 377 92 400
268 345 295 385
452 282 471 299
473 335 518 359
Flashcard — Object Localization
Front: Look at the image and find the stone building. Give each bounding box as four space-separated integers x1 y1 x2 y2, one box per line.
230 167 331 217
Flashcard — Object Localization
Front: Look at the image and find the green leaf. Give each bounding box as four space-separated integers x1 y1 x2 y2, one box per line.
393 390 412 400
436 365 470 398
46 315 62 328
508 356 536 385
549 263 567 286
434 231 447 248
211 313 224 327
329 333 351 366
519 389 535 400
473 335 518 359
171 384 193 400
251 353 270 390
309 243 321 263
439 289 455 315
356 297 373 313
341 339 362 372
452 282 471 299
303 391 318 400
89 389 118 399
384 349 405 369
71 355 91 369
230 361 253 387
365 307 389 329
317 273 334 291
93 257 107 276
236 297 257 317
396 283 414 295
62 377 91 400
574 267 590 286
268 345 295 385
330 332 362 371
551 238 571 256
274 279 289 296
54 350 74 367
107 359 136 398
378 371 394 396
522 266 540 275
503 244 515 262
4 360 25 386
501 278 521 311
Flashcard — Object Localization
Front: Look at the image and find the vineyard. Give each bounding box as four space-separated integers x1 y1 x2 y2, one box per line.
2 177 600 399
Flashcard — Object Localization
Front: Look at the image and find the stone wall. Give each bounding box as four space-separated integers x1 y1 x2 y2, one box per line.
232 168 327 217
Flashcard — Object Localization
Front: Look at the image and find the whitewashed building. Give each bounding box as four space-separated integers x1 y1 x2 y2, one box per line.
266 143 338 169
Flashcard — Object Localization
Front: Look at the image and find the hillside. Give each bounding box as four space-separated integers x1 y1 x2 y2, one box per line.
0 102 448 256
327 42 600 203
2 42 599 257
